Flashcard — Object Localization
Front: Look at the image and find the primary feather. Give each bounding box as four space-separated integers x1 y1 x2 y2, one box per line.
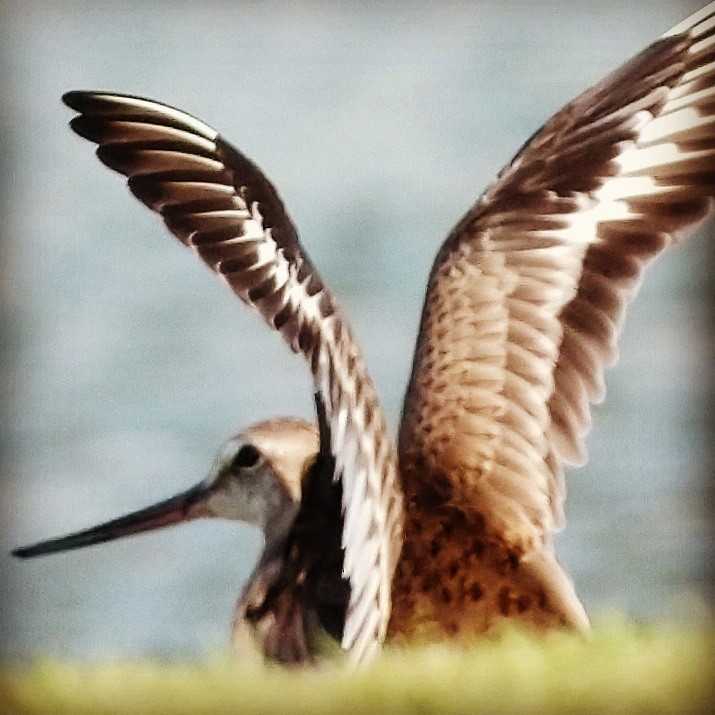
62 90 404 664
399 3 715 556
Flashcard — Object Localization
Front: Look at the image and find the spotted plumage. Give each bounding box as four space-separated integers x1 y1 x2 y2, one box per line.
12 3 715 665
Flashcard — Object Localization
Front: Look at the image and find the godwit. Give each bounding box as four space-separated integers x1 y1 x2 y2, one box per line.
13 3 715 665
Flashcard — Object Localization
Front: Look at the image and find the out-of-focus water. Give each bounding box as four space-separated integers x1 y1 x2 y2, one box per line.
1 2 711 659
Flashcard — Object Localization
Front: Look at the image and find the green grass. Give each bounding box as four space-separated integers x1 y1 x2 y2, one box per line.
1 619 712 714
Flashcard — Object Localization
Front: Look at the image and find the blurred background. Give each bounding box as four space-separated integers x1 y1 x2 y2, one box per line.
0 1 711 660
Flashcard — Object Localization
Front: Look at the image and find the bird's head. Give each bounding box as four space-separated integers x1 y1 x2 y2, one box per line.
12 418 319 559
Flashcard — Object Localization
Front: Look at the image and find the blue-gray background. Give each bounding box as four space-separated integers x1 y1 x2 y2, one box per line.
1 1 711 659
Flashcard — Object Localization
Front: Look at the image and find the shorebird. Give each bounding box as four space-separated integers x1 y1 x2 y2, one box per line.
13 4 715 665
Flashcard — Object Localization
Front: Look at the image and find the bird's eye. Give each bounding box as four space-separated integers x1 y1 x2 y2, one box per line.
231 444 261 471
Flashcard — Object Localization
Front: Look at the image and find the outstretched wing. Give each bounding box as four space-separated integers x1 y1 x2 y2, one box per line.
62 91 403 663
399 4 715 554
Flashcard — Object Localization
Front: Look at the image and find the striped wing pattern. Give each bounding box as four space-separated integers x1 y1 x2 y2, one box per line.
62 91 404 663
399 4 715 553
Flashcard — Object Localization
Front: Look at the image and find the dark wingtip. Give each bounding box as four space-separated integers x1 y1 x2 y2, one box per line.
62 90 93 111
62 91 136 115
68 115 102 143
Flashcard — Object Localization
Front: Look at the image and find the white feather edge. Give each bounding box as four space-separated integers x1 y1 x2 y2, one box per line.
89 92 400 663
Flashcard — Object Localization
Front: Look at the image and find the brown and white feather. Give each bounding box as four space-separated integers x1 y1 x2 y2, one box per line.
399 3 715 554
62 91 404 663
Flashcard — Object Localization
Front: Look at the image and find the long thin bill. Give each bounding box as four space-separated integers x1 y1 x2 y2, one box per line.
12 482 211 558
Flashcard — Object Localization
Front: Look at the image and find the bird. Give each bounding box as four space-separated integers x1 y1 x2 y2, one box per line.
12 3 715 665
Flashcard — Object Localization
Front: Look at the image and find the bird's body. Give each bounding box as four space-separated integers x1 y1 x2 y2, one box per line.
389 499 588 641
224 418 349 664
13 3 715 665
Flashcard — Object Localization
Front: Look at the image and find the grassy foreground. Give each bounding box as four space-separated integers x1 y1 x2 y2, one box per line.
1 620 712 715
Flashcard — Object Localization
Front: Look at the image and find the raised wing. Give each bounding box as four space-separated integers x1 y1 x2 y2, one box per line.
62 91 403 663
399 4 715 554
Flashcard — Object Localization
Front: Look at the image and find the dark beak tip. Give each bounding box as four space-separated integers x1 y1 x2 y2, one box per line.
8 483 211 560
11 546 36 559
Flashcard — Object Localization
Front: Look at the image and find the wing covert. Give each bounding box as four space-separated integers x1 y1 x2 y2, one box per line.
63 91 404 663
399 5 715 554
